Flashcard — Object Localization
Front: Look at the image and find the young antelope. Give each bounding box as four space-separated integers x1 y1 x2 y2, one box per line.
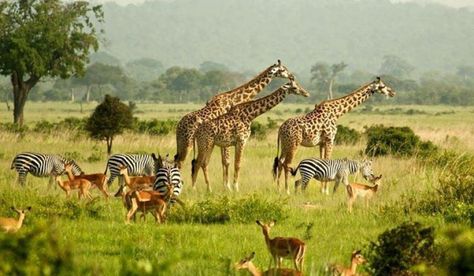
347 175 382 213
326 250 366 276
0 206 31 233
235 252 302 276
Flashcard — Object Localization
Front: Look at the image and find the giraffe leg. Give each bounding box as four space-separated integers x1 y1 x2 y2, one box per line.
220 147 231 191
233 142 247 192
283 151 296 195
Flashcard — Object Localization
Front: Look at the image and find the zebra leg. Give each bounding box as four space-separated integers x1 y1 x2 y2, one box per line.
220 147 231 190
17 171 27 186
107 174 117 187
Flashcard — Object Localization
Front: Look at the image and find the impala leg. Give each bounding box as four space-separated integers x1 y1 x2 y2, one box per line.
126 198 138 224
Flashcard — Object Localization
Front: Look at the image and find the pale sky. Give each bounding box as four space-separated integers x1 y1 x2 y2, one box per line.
93 0 474 9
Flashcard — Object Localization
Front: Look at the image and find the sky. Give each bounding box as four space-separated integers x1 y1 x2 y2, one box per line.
93 0 474 9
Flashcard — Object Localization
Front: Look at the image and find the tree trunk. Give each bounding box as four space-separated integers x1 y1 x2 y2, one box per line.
86 85 91 102
328 78 334 100
106 137 113 156
11 71 39 127
70 88 75 102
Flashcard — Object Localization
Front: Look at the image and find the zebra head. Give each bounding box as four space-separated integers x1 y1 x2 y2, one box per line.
370 77 395 97
359 159 375 181
268 59 294 80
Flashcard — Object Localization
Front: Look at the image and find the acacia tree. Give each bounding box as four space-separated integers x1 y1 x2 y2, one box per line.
311 61 347 99
0 0 104 126
85 95 133 155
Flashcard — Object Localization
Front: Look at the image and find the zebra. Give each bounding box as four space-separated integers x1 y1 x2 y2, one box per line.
153 156 184 207
104 153 159 187
11 152 83 186
290 158 374 194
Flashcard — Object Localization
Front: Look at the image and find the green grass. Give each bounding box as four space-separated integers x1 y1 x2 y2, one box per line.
0 102 472 275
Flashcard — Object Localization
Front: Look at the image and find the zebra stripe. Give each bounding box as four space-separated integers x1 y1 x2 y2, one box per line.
153 166 183 204
105 154 156 186
11 152 83 185
291 158 373 193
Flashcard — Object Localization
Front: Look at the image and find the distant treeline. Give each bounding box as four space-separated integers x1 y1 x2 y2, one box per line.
7 57 471 106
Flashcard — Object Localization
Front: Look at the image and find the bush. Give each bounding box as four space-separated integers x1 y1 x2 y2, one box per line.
366 221 438 276
0 224 76 275
335 125 361 145
364 125 438 157
439 227 474 275
168 195 288 224
250 121 267 140
135 119 177 136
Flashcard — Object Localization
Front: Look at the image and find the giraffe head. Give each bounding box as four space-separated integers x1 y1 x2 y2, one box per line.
282 79 310 97
370 77 395 97
267 59 294 79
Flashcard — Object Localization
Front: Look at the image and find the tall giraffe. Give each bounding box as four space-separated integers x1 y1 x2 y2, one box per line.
174 60 294 168
273 77 395 194
191 79 310 192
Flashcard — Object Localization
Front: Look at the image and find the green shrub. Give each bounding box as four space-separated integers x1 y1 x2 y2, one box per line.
250 121 267 140
168 195 288 224
444 203 474 226
364 125 438 157
335 125 361 145
366 221 438 276
0 224 76 275
439 227 474 275
33 120 56 134
135 119 177 136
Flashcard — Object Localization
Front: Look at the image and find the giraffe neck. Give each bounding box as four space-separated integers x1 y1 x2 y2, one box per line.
238 87 287 122
316 83 373 120
225 66 273 104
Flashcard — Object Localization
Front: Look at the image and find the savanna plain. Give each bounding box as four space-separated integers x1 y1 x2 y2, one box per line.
1 102 473 275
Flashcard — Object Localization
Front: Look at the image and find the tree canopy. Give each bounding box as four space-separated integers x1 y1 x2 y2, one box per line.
0 0 103 125
86 95 133 155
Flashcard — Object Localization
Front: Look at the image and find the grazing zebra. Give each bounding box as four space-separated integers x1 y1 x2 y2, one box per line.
153 158 184 206
290 158 374 194
11 152 83 186
104 153 158 187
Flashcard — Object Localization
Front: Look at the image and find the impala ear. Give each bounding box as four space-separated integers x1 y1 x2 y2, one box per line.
10 206 15 211
269 220 276 227
249 252 256 260
256 220 262 226
26 206 32 211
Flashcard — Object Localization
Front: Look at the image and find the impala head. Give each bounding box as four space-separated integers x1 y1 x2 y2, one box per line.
351 250 366 265
359 159 374 181
370 174 383 185
234 252 256 270
283 79 310 98
11 206 32 215
268 59 294 79
256 220 276 232
370 77 395 97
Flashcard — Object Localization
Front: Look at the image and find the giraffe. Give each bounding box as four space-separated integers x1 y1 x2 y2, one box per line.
273 77 395 194
174 60 295 168
191 79 310 192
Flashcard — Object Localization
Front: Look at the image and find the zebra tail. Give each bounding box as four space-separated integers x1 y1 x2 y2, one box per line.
10 158 15 170
103 163 109 175
289 164 300 177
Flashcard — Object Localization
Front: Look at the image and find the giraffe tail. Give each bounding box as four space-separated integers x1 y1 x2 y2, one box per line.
272 133 281 180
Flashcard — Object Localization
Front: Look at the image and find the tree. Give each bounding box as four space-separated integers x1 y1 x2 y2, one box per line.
0 0 103 126
86 95 133 155
310 61 347 99
126 58 164 82
456 65 474 82
199 61 229 73
379 55 414 79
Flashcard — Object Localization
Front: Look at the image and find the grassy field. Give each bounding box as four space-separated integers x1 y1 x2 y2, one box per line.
0 102 472 275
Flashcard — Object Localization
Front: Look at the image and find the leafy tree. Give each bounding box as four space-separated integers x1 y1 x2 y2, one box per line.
199 61 229 73
0 0 103 126
456 65 474 82
89 51 121 66
310 61 347 99
379 55 414 79
125 58 164 81
86 95 133 155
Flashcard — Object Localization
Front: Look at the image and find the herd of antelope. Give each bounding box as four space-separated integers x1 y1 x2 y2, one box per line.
3 60 396 275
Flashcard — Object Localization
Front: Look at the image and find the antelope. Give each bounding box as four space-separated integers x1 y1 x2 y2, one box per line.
0 206 31 233
63 162 109 199
256 220 306 272
347 175 382 213
114 165 155 197
326 250 366 276
124 180 174 224
54 174 93 200
235 252 302 276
